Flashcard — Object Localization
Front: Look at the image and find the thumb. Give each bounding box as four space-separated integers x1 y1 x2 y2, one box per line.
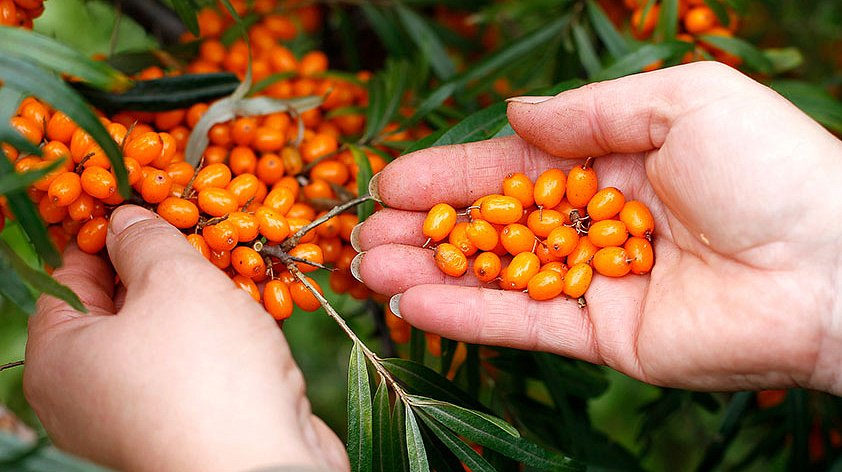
106 205 230 292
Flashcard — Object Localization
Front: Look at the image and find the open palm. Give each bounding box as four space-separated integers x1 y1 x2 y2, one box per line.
355 62 842 394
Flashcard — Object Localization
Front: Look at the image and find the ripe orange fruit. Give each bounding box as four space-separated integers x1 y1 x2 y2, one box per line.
423 203 457 242
434 243 468 277
264 280 293 320
202 219 238 252
527 270 564 301
502 172 534 207
466 219 499 251
587 187 625 221
47 172 81 207
533 168 566 209
526 209 564 238
619 200 655 239
472 252 502 283
566 163 598 208
288 243 324 273
232 246 267 279
76 216 108 254
546 225 579 258
448 221 478 257
563 263 593 298
157 197 200 229
592 247 631 277
198 188 238 217
480 195 523 225
587 219 629 248
290 276 323 312
624 237 654 274
499 223 536 255
499 252 540 290
684 6 717 34
80 166 116 200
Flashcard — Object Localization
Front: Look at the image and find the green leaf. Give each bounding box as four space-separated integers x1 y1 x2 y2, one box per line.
594 41 693 81
695 391 752 471
439 338 458 377
429 102 509 148
171 0 201 36
703 0 731 26
0 240 85 312
360 5 410 57
410 396 581 470
655 0 680 41
349 145 375 221
408 327 425 363
572 23 601 78
395 5 456 81
586 0 629 58
392 397 409 472
404 404 430 472
698 34 773 74
532 352 609 399
403 129 446 155
75 73 240 113
0 54 129 197
763 48 804 75
0 255 36 314
416 411 495 472
0 26 131 92
787 389 809 470
403 83 457 129
373 381 394 472
361 60 410 144
381 358 486 412
0 86 42 157
0 159 64 196
0 432 107 471
347 342 373 472
771 80 842 133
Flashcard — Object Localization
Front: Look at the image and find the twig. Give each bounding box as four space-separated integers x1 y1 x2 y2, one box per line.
280 195 373 251
260 245 335 272
0 360 23 372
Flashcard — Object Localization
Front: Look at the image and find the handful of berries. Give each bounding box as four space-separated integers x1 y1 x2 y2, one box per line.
423 159 655 302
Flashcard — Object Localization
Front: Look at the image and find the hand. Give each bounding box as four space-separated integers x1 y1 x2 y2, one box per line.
25 205 349 472
354 62 842 394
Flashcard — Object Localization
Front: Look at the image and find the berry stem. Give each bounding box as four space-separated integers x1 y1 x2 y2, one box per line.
0 360 23 372
280 194 373 251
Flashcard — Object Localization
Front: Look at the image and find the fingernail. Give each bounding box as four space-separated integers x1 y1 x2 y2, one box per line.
389 294 402 318
505 95 552 105
368 172 382 203
350 223 363 252
109 205 155 236
350 251 365 282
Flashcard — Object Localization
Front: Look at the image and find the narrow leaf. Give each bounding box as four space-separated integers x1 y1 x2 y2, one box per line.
0 240 85 312
771 80 842 133
764 48 803 75
655 0 680 41
392 397 409 472
698 34 773 74
572 23 601 78
695 391 752 471
586 0 629 58
703 0 731 26
416 411 495 472
347 342 373 472
408 396 520 438
360 5 410 57
404 404 430 472
171 0 200 36
430 102 508 147
0 256 35 314
372 381 394 472
395 5 456 80
594 42 693 80
349 145 375 221
0 159 65 198
381 358 485 412
0 26 131 92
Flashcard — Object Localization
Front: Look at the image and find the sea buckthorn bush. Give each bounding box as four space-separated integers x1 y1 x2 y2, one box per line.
0 0 841 470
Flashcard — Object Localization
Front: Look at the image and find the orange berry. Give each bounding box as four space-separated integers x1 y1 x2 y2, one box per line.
10 116 43 145
567 236 599 266
499 252 540 290
337 214 358 241
154 109 186 131
434 243 468 277
38 194 66 223
593 246 631 277
165 161 195 187
76 216 108 254
546 225 579 258
280 146 303 175
124 131 163 166
226 173 259 207
536 241 561 265
231 117 258 146
619 200 655 239
542 261 569 276
198 188 238 217
210 248 231 269
288 243 324 273
227 211 260 242
140 169 173 204
624 237 654 275
263 186 296 215
253 126 285 152
319 237 342 263
285 217 314 244
315 211 340 238
67 193 95 221
299 50 328 76
264 279 294 320
480 195 523 225
208 123 232 147
526 209 564 238
287 202 317 221
423 203 457 242
41 141 73 170
631 4 659 39
232 246 267 279
152 132 177 169
502 172 534 207
256 206 290 242
466 219 499 251
527 270 564 301
587 187 625 221
47 171 81 207
300 133 338 163
563 263 593 298
311 159 349 185
229 146 257 175
46 111 77 143
202 219 238 252
499 223 536 255
193 162 231 191
232 274 261 302
588 219 628 248
448 221 478 257
80 166 116 199
256 152 285 185
187 233 211 260
290 276 323 312
157 197 199 229
684 6 717 34
566 164 598 208
472 252 502 283
533 168 566 209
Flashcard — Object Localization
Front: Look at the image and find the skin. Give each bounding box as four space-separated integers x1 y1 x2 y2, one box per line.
25 205 349 472
356 62 842 394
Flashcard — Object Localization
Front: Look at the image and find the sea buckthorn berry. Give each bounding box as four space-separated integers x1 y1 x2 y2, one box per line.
210 249 231 270
256 206 290 242
563 263 593 298
287 202 317 221
157 197 200 229
140 169 173 204
684 5 717 34
231 117 257 146
264 280 294 320
315 211 340 238
80 166 117 199
499 252 540 290
41 141 73 170
472 252 502 283
67 193 95 221
187 233 211 260
502 172 534 207
566 163 598 208
232 274 261 302
70 129 95 162
229 146 257 175
587 187 625 221
124 157 143 186
466 219 498 251
500 223 536 255
480 195 523 225
263 186 296 215
77 217 108 254
319 237 342 264
166 161 195 187
226 173 259 207
423 203 457 242
337 214 358 241
311 159 349 185
434 243 468 277
11 116 43 145
619 200 655 239
152 133 177 169
280 146 303 176
541 261 568 276
232 246 267 279
253 153 283 185
227 211 260 242
46 111 77 143
289 243 324 273
38 194 66 223
47 172 81 207
302 178 334 200
468 196 486 220
193 163 232 191
208 123 231 147
536 242 561 265
253 126 285 152
593 247 632 277
588 219 629 248
290 276 324 312
301 133 338 163
567 236 599 266
124 132 163 166
533 168 566 209
526 209 564 238
448 222 478 257
198 188 238 217
202 220 238 252
546 225 579 258
631 4 659 39
527 270 564 301
624 237 654 275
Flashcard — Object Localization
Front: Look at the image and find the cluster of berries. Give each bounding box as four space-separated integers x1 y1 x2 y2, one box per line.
423 161 655 302
0 0 44 29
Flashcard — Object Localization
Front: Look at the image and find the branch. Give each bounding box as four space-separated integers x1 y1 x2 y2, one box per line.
280 194 373 251
0 360 23 372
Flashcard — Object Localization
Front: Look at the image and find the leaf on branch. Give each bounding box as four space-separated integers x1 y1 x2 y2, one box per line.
348 342 373 472
771 80 842 133
404 403 430 472
416 410 495 472
594 41 693 80
373 381 395 472
171 0 202 36
0 240 85 313
697 34 773 74
381 358 486 412
586 0 629 58
395 6 455 81
0 159 65 195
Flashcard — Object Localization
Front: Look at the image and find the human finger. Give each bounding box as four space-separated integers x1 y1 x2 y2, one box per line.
353 209 434 252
